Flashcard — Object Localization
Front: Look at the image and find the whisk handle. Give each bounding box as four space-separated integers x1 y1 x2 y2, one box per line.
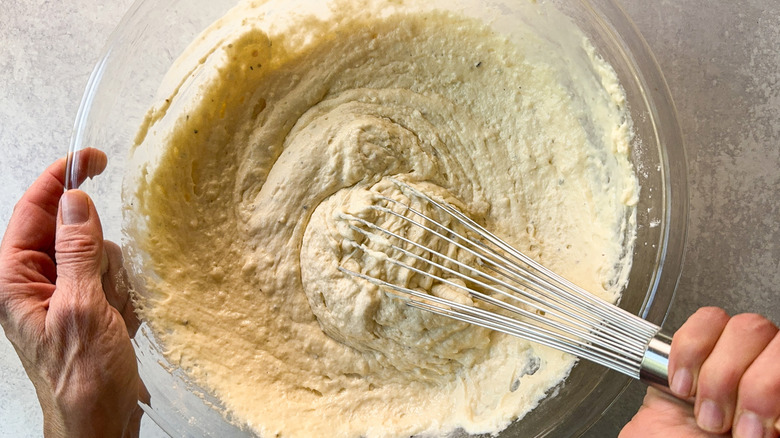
639 331 674 395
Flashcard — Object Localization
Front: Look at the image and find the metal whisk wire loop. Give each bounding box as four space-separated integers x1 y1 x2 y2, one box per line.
338 179 673 390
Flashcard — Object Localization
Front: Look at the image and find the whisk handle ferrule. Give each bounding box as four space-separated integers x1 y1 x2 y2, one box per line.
639 331 673 394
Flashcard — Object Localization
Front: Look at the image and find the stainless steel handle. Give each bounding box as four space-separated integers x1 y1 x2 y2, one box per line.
639 331 675 396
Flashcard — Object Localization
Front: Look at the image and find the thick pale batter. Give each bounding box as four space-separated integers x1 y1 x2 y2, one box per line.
126 1 638 437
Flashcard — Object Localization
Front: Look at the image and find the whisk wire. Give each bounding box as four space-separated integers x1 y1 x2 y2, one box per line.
345 214 640 359
337 179 667 380
383 181 658 337
339 266 641 375
371 196 654 352
343 218 646 373
408 301 641 374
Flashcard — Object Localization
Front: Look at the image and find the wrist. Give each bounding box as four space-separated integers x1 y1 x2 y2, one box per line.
44 407 136 438
41 388 138 438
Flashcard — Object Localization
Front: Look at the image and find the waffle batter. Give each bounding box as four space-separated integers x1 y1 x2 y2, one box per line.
127 1 638 436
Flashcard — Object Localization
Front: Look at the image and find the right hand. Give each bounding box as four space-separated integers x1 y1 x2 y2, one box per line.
620 307 780 438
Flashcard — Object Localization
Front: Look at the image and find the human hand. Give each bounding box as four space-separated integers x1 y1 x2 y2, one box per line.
620 307 780 438
0 149 143 438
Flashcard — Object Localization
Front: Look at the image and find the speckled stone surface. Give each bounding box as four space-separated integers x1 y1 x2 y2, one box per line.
1 1 778 437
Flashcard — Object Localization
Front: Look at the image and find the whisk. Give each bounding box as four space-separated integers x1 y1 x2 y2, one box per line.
338 179 675 395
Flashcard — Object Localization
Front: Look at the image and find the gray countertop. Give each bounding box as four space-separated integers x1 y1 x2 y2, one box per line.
1 1 778 437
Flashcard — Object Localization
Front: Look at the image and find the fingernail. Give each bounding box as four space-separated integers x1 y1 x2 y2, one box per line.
670 368 693 396
61 190 89 224
734 412 764 438
698 399 724 432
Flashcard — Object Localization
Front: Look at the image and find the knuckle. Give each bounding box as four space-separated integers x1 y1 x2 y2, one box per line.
699 359 741 395
737 342 780 411
738 371 780 405
673 307 729 355
55 234 101 260
674 330 703 352
694 306 729 322
672 328 712 359
50 284 104 321
103 239 122 255
728 313 778 336
10 199 24 215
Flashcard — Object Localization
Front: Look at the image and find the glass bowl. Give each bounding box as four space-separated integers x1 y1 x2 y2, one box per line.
66 0 687 436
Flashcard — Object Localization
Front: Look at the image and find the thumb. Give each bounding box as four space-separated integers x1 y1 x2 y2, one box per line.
54 190 105 297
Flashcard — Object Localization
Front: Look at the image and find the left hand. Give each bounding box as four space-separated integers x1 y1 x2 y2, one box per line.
0 149 143 437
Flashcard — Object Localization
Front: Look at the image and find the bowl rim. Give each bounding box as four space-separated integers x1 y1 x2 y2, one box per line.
65 0 689 436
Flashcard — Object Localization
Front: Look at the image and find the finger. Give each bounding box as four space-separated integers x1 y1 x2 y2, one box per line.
102 240 141 336
644 386 694 412
0 148 107 255
49 190 108 320
126 404 144 438
138 379 151 405
65 147 109 190
619 387 720 438
0 150 105 328
127 381 152 438
102 241 128 311
669 307 730 398
695 314 778 434
733 328 780 438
